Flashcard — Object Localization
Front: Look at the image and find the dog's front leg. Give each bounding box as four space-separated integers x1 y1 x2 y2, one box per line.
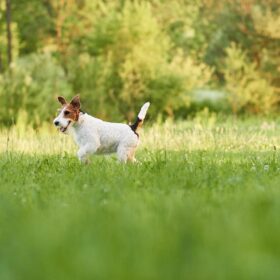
77 147 89 163
77 144 99 164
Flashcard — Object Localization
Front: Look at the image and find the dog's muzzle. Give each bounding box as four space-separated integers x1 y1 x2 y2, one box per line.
53 119 71 133
59 120 71 133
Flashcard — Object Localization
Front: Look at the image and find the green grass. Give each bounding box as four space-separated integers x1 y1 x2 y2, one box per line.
1 116 280 280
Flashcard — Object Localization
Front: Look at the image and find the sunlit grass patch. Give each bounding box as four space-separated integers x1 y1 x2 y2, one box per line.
1 116 280 155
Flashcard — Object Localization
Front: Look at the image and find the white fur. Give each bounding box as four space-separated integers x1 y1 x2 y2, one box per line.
138 102 150 120
54 108 70 128
54 103 150 163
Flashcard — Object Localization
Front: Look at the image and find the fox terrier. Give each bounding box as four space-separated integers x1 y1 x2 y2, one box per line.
53 95 150 163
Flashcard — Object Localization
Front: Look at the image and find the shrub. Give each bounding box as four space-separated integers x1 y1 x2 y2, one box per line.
0 53 72 126
223 43 278 114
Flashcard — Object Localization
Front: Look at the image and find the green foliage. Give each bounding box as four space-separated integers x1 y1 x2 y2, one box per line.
0 0 279 125
223 43 278 114
252 4 280 40
67 1 211 120
0 53 71 126
201 1 280 94
11 0 54 55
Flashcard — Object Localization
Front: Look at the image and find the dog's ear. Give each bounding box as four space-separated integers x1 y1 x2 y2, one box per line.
70 95 80 109
58 96 67 105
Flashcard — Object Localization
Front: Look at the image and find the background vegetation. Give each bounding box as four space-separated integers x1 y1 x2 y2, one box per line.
0 0 279 126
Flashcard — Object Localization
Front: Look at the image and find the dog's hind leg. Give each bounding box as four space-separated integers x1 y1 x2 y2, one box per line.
117 146 128 163
117 146 137 163
127 148 137 163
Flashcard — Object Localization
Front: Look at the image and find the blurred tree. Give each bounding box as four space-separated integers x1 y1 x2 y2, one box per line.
223 43 278 114
0 0 279 125
0 0 19 70
5 0 12 64
64 1 211 120
11 0 54 54
0 53 71 126
202 0 279 86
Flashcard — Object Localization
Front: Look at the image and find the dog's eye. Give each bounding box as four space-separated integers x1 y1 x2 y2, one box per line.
64 111 70 115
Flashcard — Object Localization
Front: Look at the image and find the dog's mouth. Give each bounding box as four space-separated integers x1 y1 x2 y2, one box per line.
60 120 71 133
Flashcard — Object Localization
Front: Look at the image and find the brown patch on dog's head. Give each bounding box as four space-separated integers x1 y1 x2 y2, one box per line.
57 95 81 122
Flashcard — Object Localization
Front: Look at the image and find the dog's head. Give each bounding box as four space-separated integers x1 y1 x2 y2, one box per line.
53 95 81 133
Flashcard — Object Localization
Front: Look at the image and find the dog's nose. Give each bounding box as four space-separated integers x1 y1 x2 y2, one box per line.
54 121 59 126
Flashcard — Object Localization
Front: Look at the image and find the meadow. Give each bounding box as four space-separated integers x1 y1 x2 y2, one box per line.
1 115 280 280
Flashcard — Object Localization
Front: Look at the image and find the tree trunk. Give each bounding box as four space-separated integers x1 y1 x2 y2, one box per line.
0 0 3 72
5 0 12 65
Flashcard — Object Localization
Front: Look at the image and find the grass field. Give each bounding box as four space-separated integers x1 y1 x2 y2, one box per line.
1 116 280 280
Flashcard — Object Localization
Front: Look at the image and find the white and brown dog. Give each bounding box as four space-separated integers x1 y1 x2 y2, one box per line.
53 95 150 163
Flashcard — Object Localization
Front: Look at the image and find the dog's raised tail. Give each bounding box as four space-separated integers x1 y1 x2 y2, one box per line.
130 102 150 133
